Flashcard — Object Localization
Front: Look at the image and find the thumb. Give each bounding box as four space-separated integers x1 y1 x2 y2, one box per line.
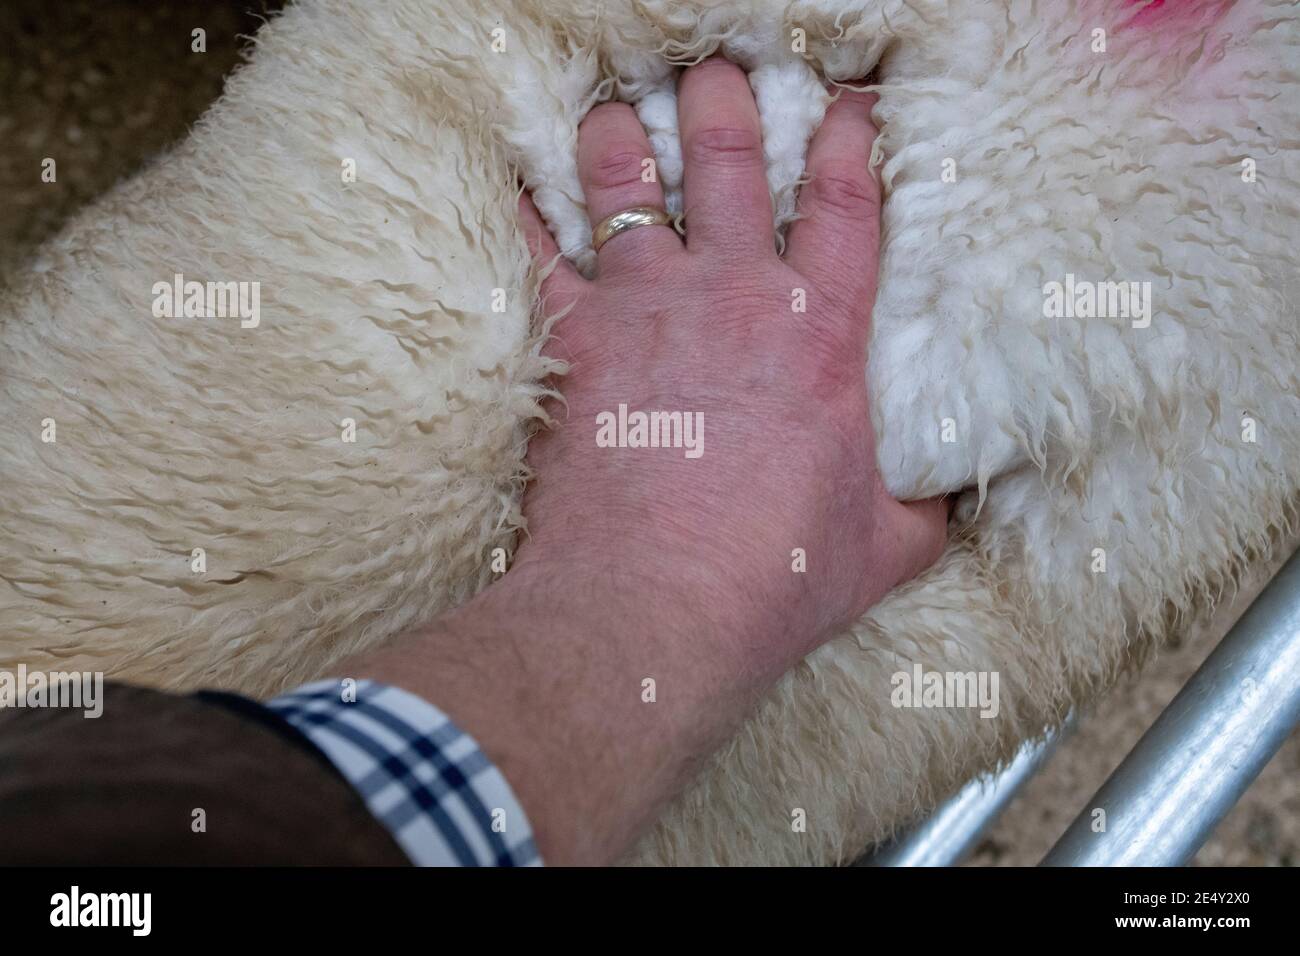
887 494 952 586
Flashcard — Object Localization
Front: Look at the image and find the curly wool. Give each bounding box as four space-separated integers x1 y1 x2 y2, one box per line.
1 0 1297 865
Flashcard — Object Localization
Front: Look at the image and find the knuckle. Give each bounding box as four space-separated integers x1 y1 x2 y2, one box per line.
811 165 878 217
686 126 764 168
588 149 649 190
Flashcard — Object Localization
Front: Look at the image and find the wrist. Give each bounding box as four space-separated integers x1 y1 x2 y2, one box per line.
472 563 766 863
506 538 801 689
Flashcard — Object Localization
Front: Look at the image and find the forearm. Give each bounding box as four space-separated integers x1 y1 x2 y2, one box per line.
338 559 780 866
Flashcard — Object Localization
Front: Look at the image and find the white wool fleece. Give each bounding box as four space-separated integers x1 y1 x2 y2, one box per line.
0 0 1297 866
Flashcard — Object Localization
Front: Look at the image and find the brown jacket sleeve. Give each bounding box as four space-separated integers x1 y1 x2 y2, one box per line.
0 682 409 865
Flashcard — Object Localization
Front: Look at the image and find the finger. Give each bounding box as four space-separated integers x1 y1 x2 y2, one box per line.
677 56 774 255
577 102 680 274
783 89 881 306
518 192 585 312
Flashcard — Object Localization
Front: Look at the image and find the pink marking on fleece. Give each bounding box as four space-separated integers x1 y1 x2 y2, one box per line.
1118 0 1234 34
1065 0 1257 122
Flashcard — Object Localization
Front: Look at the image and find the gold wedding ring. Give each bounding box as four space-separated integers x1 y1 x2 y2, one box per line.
591 206 676 252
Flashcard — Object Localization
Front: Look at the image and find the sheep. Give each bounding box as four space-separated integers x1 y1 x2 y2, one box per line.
1 0 1296 865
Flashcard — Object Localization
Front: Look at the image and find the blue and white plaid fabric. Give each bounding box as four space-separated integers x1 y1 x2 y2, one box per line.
267 679 541 867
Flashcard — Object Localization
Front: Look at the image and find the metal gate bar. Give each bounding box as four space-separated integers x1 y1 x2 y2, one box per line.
854 719 1071 866
1042 546 1300 866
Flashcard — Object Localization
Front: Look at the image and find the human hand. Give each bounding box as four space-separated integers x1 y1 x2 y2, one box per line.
347 56 948 865
514 56 948 685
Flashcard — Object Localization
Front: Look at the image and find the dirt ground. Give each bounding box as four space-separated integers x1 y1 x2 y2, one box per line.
2 0 1294 867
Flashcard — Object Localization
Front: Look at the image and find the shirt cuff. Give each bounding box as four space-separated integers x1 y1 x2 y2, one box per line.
266 679 541 867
